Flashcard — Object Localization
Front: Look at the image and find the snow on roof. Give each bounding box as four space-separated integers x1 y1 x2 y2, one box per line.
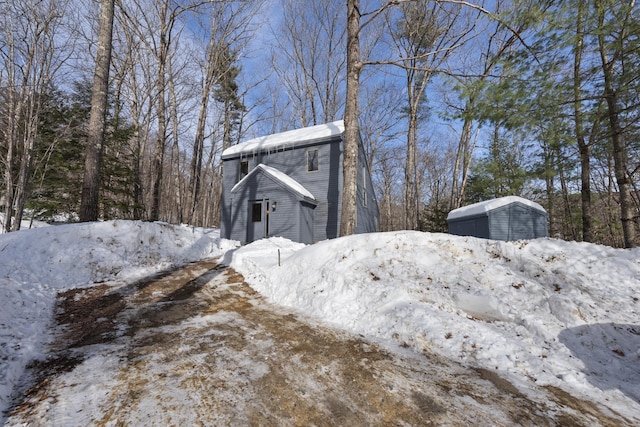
447 196 546 220
231 164 316 201
222 120 345 158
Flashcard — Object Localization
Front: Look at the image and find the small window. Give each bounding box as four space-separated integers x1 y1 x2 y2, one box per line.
362 166 367 207
307 149 319 172
251 203 262 222
354 205 357 228
240 160 249 179
362 166 367 190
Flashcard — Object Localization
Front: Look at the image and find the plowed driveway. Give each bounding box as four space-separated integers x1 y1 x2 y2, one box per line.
5 259 626 426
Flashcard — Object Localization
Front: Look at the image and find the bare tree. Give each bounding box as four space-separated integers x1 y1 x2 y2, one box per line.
386 1 443 230
80 0 116 222
189 1 257 224
341 0 362 236
342 0 414 236
0 0 73 231
120 0 186 221
111 7 155 219
271 0 347 128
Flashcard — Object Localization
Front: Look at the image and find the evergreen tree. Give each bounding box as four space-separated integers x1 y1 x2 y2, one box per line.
28 84 87 220
465 126 528 203
27 80 136 221
213 46 246 150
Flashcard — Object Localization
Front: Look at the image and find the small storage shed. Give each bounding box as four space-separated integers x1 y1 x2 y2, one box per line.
447 196 548 241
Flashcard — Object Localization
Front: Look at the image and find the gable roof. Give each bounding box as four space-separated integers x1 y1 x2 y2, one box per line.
447 196 546 221
222 120 345 159
231 164 316 201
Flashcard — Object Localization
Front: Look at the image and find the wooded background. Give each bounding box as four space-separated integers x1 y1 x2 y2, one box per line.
1 0 638 247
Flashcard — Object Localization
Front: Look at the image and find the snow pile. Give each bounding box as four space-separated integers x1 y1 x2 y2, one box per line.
0 220 236 417
2 221 639 422
229 231 640 419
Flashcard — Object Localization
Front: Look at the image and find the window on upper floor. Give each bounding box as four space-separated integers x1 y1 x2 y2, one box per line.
307 149 319 172
239 160 249 180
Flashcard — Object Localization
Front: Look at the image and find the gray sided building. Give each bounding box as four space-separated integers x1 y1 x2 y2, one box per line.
447 196 548 241
220 120 379 244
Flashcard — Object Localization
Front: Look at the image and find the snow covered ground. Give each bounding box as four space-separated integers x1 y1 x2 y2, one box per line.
1 221 639 424
0 220 235 420
228 232 640 422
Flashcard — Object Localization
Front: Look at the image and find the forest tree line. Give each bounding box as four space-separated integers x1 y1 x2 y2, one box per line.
1 0 638 247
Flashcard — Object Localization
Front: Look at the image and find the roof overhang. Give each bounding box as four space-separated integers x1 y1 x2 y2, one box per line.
231 164 317 205
447 196 546 221
222 120 344 160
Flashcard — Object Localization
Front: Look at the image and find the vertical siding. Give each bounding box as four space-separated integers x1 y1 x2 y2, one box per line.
221 132 378 243
488 203 548 241
229 171 309 244
221 154 261 239
244 138 342 241
220 160 236 239
299 201 315 244
448 216 490 239
448 203 547 241
355 141 380 233
489 210 510 241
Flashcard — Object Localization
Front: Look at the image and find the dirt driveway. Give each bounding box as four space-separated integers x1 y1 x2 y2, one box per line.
5 259 628 426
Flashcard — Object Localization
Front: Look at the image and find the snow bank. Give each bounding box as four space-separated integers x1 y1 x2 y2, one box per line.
229 231 640 419
3 221 639 422
0 220 236 418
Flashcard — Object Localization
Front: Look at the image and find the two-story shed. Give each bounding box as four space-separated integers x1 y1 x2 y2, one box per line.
447 196 548 241
220 120 379 244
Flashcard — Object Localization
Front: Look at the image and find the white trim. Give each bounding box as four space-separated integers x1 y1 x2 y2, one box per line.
231 164 316 201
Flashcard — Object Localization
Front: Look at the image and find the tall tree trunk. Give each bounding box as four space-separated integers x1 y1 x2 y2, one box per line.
340 0 361 236
596 1 637 248
189 55 216 223
404 110 418 229
80 0 116 222
558 151 577 241
150 2 170 222
573 0 593 242
542 139 555 237
168 61 182 224
190 8 225 224
450 112 471 210
12 111 39 231
3 8 41 231
3 91 18 232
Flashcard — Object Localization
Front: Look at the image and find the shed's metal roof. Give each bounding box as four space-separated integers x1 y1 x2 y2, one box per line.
447 196 546 220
